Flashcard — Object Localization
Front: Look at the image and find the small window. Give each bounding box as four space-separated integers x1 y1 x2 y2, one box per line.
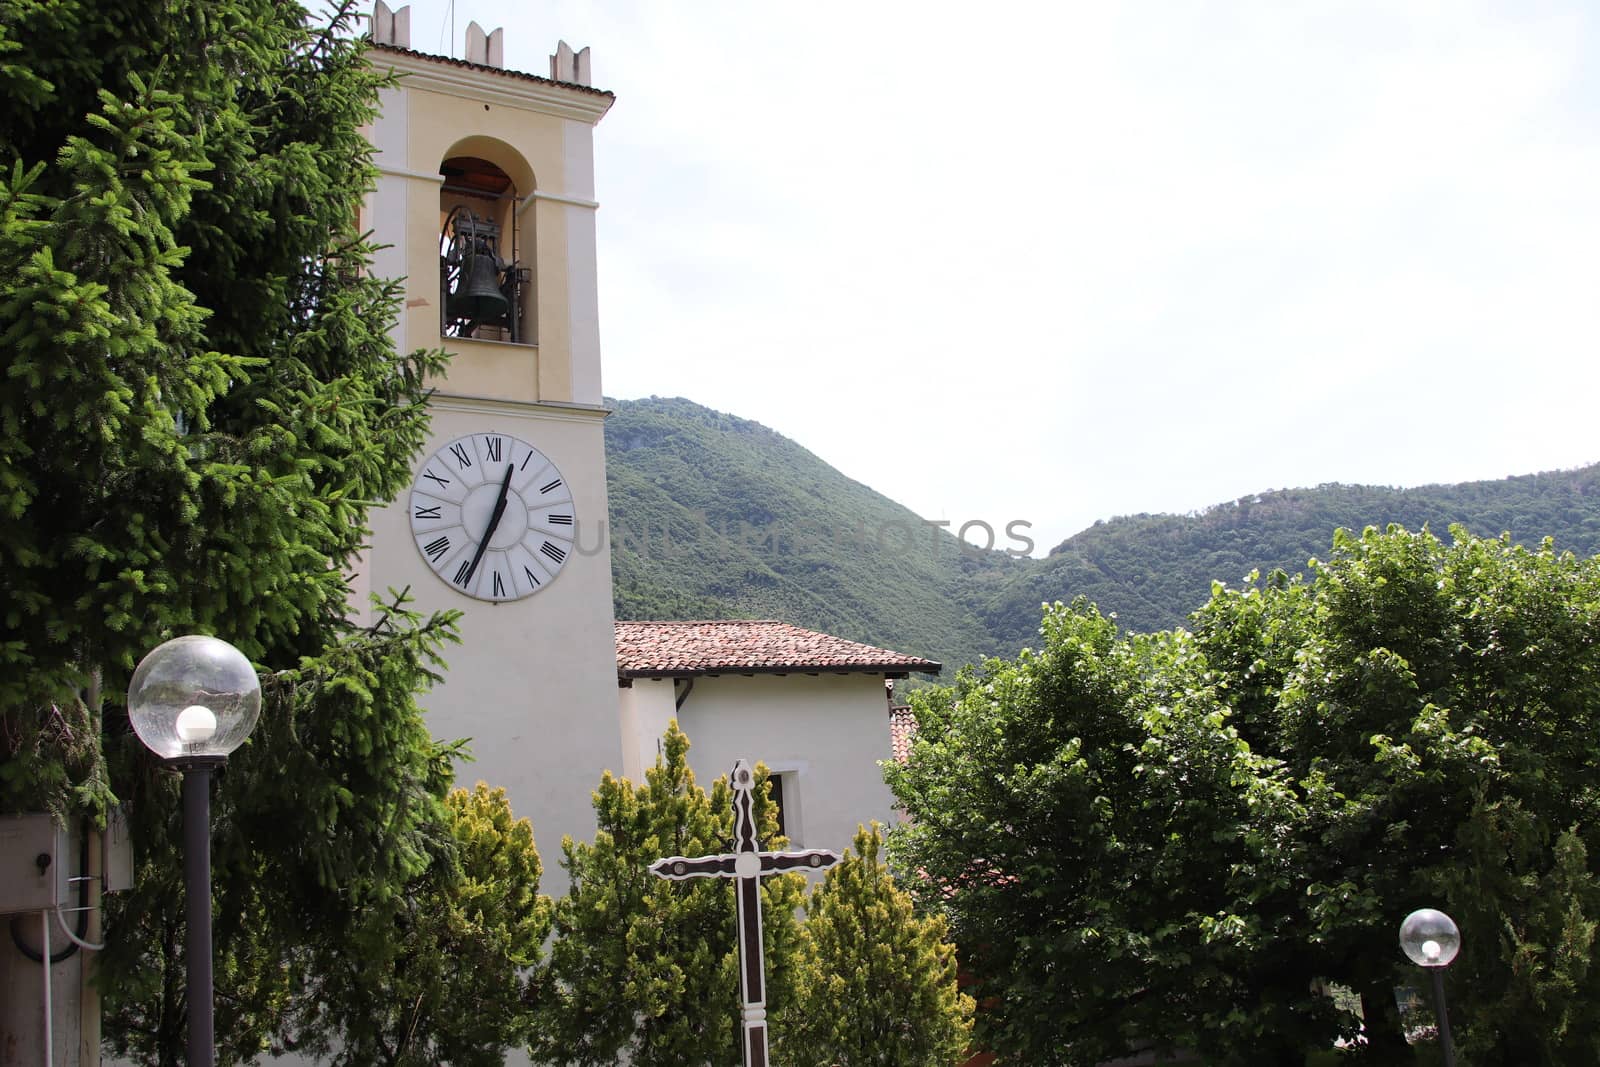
767 772 795 844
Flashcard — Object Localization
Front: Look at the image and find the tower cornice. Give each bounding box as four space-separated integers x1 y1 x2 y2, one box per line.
373 45 615 125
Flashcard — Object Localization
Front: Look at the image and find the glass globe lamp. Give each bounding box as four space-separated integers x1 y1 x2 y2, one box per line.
128 635 261 762
1399 908 1461 968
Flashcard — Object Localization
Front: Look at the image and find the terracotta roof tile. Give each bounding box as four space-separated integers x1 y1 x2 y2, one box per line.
369 41 615 98
888 704 916 765
615 621 941 678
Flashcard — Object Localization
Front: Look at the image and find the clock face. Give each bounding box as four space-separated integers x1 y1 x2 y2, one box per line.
409 432 575 601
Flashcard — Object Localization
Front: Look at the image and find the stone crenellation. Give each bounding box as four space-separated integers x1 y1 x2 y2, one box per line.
369 2 595 85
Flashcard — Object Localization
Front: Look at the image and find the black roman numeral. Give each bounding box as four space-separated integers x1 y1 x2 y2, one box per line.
492 571 506 597
540 478 563 494
449 442 473 468
523 566 542 587
452 559 474 586
484 436 504 462
414 504 441 520
422 469 450 489
423 535 450 562
540 541 567 564
548 513 573 526
520 450 535 470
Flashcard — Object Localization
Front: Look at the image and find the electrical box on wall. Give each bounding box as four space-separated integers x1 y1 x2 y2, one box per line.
0 814 71 915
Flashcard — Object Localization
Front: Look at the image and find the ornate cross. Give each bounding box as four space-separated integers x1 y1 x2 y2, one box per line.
649 759 840 1067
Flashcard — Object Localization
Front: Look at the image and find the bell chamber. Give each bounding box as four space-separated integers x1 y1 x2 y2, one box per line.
439 155 531 343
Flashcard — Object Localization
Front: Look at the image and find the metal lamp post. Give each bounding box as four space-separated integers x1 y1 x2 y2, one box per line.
128 635 261 1067
1399 907 1460 1067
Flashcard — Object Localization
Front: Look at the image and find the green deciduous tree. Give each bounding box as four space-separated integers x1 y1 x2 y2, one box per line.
780 822 974 1067
0 1 460 1061
1196 526 1600 1064
535 721 805 1067
887 605 1320 1065
890 526 1600 1065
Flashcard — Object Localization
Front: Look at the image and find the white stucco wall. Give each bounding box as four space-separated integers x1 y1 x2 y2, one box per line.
668 673 899 854
618 677 678 783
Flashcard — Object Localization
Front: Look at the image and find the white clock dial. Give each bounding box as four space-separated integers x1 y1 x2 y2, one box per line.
409 432 575 601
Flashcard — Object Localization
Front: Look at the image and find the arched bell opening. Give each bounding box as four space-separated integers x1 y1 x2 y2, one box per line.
439 154 532 344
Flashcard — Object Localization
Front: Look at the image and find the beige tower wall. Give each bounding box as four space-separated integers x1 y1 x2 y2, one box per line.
358 48 621 884
364 51 611 409
365 398 620 867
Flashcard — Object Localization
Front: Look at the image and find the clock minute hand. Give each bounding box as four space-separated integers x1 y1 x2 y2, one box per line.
462 462 515 586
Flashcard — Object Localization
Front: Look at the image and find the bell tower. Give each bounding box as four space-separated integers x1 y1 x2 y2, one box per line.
357 2 620 871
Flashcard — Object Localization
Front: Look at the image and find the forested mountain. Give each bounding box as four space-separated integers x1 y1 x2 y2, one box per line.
979 468 1600 647
606 396 1600 672
605 397 1023 674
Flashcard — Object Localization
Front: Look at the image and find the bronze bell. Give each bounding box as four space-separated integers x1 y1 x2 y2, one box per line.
449 247 509 324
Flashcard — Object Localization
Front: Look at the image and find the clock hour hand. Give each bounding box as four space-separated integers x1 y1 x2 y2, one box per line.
461 463 515 586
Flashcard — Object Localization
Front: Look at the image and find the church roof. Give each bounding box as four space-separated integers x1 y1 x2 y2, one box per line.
615 621 942 679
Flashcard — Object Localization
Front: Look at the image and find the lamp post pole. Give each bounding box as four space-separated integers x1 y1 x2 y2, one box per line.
179 756 225 1064
128 636 261 1067
1399 907 1460 1067
1429 966 1456 1067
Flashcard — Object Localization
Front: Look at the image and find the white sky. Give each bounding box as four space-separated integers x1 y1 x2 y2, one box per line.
395 1 1600 554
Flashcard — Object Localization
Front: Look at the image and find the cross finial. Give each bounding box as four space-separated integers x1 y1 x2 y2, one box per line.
649 758 842 1067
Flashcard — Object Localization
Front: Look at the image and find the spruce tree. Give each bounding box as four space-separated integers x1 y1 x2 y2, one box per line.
780 823 974 1067
535 721 805 1066
1 1 459 1061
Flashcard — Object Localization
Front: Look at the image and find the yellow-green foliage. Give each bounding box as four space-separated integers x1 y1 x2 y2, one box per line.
781 823 973 1067
444 782 552 972
296 783 553 1067
536 721 805 1067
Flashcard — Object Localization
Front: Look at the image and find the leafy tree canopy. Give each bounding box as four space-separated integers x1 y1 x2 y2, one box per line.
781 822 974 1067
889 526 1600 1065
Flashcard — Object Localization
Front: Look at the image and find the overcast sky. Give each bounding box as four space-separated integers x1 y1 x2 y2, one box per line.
394 1 1599 554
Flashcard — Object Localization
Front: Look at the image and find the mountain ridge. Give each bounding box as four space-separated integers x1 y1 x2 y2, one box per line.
605 395 1600 672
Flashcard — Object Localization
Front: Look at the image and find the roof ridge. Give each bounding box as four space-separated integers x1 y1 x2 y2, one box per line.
613 620 941 678
616 619 786 626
